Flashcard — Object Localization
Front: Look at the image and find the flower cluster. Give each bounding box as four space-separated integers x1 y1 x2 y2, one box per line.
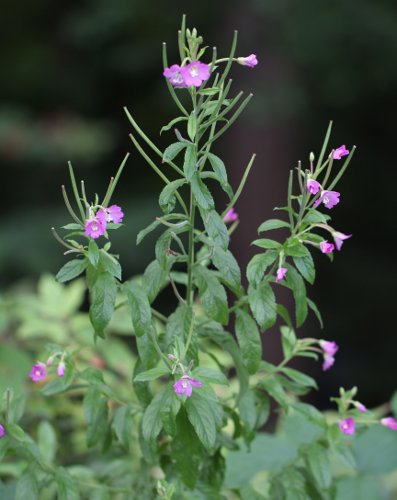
163 61 211 88
85 204 124 240
319 340 339 371
29 354 67 383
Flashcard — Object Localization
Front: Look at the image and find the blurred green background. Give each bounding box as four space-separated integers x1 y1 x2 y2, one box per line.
1 0 396 409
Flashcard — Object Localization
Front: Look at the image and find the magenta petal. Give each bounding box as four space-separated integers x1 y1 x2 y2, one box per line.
381 417 397 431
275 267 288 282
306 179 321 195
0 424 5 438
339 417 355 435
188 377 203 388
333 145 349 160
29 362 47 382
224 208 238 223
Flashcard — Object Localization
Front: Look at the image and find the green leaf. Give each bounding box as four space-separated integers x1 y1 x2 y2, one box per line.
187 112 197 141
5 423 27 441
285 264 308 327
56 258 87 283
200 171 234 199
134 363 169 382
304 442 331 490
98 251 121 280
15 472 39 500
62 223 83 230
136 219 161 245
252 238 282 250
248 282 277 331
192 367 229 386
280 325 297 359
160 116 187 135
212 247 242 294
260 376 288 408
136 331 159 369
113 405 133 448
353 425 397 474
143 260 168 304
37 421 57 463
155 230 172 271
190 173 214 210
185 389 217 451
281 367 317 389
164 305 194 357
246 251 277 285
88 239 100 266
258 219 290 232
124 281 152 337
56 467 80 500
159 179 186 213
335 476 384 500
142 387 171 441
83 388 109 448
307 298 323 328
194 266 228 324
238 389 257 435
163 142 188 162
235 309 262 374
183 144 196 180
207 152 228 185
303 208 330 225
89 272 117 338
293 249 315 284
201 209 229 250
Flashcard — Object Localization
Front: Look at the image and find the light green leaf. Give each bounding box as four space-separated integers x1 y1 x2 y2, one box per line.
293 249 315 284
252 238 282 250
281 367 317 389
280 325 297 359
88 239 100 266
113 405 133 449
37 421 57 463
238 390 257 434
160 116 187 135
56 258 87 283
142 387 172 441
134 363 169 382
235 309 262 374
304 442 331 490
192 367 229 386
248 282 277 331
353 425 397 474
143 260 168 304
83 388 109 448
212 247 242 293
258 219 290 232
99 251 121 280
307 298 323 328
201 209 229 250
56 467 80 500
185 389 217 451
15 472 39 500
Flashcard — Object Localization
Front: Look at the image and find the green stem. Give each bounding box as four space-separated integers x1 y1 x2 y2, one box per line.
102 153 129 206
162 43 189 116
316 120 333 171
68 162 86 220
223 154 256 216
51 227 78 251
327 146 356 191
287 170 295 229
182 312 195 361
62 186 83 225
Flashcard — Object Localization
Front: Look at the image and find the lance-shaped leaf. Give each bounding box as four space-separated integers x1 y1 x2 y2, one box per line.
293 247 315 284
258 219 290 232
285 264 308 327
235 309 262 374
124 281 152 337
246 251 277 285
248 282 277 331
194 266 228 324
183 144 197 180
163 141 188 162
207 152 228 186
159 179 187 213
212 247 242 294
143 260 168 304
201 209 229 250
164 304 194 353
56 258 87 283
190 173 214 211
89 271 117 338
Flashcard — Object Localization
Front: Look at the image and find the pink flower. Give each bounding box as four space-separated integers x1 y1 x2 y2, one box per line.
333 145 350 160
181 61 211 87
332 231 352 251
320 241 335 254
354 402 367 413
314 190 340 209
173 375 203 397
29 362 47 382
319 340 339 371
275 267 288 282
339 417 355 435
84 212 107 239
98 204 124 224
0 424 5 439
380 417 397 431
224 208 238 223
163 64 187 87
307 179 321 195
237 54 258 68
57 361 65 377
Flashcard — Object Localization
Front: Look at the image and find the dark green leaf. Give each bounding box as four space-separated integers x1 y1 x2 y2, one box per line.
89 272 117 338
113 405 133 449
281 367 317 389
62 223 83 230
303 209 331 225
136 331 159 369
293 249 315 284
163 142 188 162
201 209 229 250
207 152 228 185
88 239 100 266
187 112 197 142
134 363 169 382
248 282 277 331
164 305 194 361
260 376 288 408
56 258 87 283
190 174 214 210
143 260 168 304
280 325 297 359
183 144 196 180
158 179 186 213
124 281 152 337
258 219 290 232
185 389 217 451
252 238 282 250
192 367 229 386
194 266 228 324
235 309 262 374
285 264 308 327
238 390 257 434
83 388 109 448
160 116 187 135
246 251 277 285
212 247 242 293
98 250 121 280
307 298 323 328
142 385 176 441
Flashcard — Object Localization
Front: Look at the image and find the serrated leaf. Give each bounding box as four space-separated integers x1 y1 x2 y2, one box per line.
142 385 175 441
281 367 317 389
248 282 277 331
163 142 187 162
185 390 217 451
99 250 121 280
235 309 262 374
293 249 315 284
303 209 331 225
164 305 194 359
88 239 100 266
160 116 187 135
207 152 228 185
187 112 197 142
280 325 297 359
56 258 87 283
285 264 308 327
284 239 309 257
183 144 196 180
260 376 288 408
158 179 187 213
113 405 133 449
258 219 290 232
89 272 117 338
84 388 109 448
238 390 257 434
246 251 277 285
124 281 152 337
194 266 228 324
190 174 214 210
201 209 229 250
304 442 331 490
191 367 229 386
212 247 242 294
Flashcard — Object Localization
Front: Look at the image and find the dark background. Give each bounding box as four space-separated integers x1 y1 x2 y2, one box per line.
1 0 396 409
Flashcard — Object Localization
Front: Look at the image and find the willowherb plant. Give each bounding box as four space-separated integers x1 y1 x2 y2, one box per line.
1 15 397 499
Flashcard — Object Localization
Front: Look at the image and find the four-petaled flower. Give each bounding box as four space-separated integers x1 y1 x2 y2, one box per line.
237 54 258 68
173 375 203 397
163 64 186 87
380 417 397 431
339 417 355 435
181 61 211 87
333 145 350 160
314 190 340 209
29 362 47 382
307 179 321 195
57 361 65 377
319 340 339 371
85 211 107 239
0 424 5 439
275 267 288 282
98 204 124 224
224 207 238 223
332 231 352 251
320 241 335 254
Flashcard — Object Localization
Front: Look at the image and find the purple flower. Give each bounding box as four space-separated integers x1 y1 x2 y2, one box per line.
380 417 397 431
224 208 238 223
29 362 47 382
333 145 350 160
0 424 5 439
237 54 258 68
85 212 107 239
319 340 339 371
181 61 211 87
98 204 124 224
314 190 340 209
354 402 367 412
339 417 355 435
163 64 187 87
320 241 335 254
332 231 352 251
57 361 65 377
306 179 321 195
173 375 203 397
275 267 288 282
